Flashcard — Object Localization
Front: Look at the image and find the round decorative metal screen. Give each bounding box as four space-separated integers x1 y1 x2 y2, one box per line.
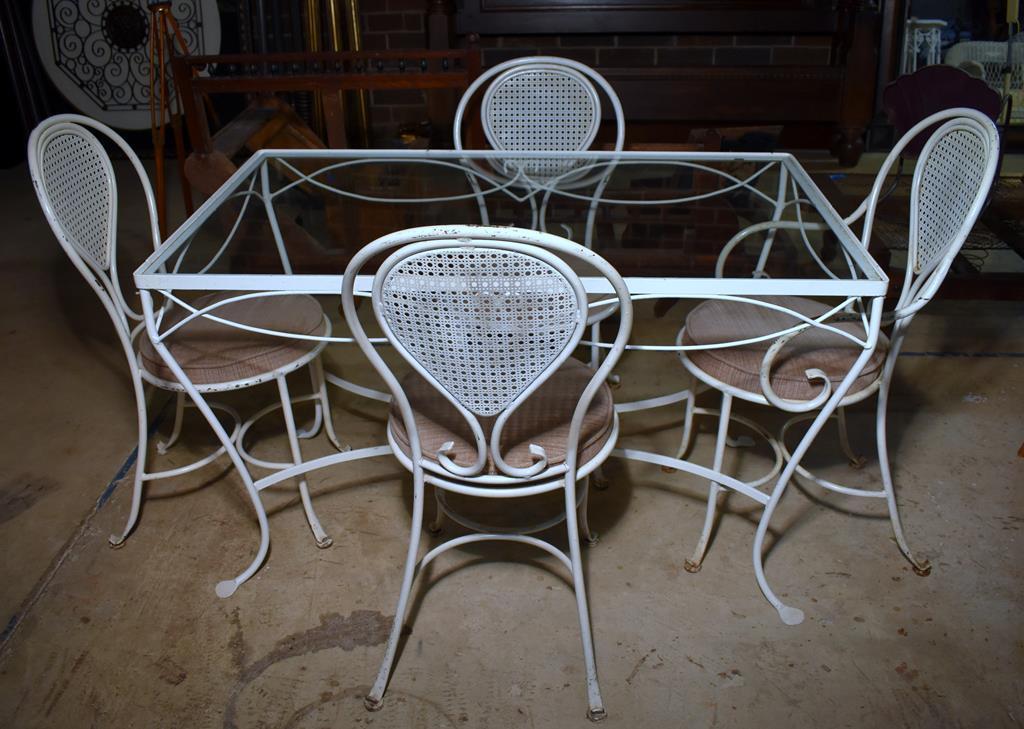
379 247 582 417
912 127 988 276
481 67 602 181
39 129 114 272
31 0 221 130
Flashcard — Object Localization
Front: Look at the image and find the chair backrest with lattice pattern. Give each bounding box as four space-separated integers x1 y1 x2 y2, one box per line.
28 115 161 333
902 111 999 308
379 245 584 418
454 57 625 183
341 225 632 480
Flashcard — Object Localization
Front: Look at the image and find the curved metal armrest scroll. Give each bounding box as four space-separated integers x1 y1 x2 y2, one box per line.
757 328 834 413
436 440 490 478
489 442 550 479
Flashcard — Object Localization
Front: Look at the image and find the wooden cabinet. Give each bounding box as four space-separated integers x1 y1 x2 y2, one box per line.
451 0 881 165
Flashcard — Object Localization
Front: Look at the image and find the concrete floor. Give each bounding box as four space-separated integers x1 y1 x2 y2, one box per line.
1 160 1022 728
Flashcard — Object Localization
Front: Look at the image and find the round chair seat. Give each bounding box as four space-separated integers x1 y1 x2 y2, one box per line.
389 358 615 476
138 292 327 386
681 296 888 402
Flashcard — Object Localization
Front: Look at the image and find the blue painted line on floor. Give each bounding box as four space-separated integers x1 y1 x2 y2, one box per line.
95 446 139 509
95 407 168 511
1 409 169 651
1 613 19 643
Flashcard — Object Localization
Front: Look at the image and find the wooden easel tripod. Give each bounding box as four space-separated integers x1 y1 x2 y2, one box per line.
147 0 194 238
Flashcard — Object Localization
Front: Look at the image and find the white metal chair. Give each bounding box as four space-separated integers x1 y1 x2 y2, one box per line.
28 114 342 566
342 225 632 721
675 109 999 618
454 55 625 184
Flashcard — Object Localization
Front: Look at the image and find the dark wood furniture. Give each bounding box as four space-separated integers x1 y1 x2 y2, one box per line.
450 0 880 166
172 49 482 153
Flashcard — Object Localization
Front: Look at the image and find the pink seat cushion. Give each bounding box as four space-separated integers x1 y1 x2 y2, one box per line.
389 358 615 475
138 292 326 385
682 296 887 401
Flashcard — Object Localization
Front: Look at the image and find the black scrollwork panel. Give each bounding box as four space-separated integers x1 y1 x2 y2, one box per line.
33 0 220 128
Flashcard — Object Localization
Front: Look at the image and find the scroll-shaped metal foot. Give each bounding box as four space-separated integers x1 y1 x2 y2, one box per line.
911 558 932 577
215 580 239 599
777 605 805 626
587 707 608 722
364 695 384 712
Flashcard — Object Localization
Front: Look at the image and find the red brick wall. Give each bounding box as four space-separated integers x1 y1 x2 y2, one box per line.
360 0 430 142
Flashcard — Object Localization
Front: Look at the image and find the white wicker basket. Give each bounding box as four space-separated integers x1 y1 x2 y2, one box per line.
945 40 1024 122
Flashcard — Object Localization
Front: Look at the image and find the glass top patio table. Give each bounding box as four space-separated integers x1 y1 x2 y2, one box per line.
135 148 888 300
130 148 890 619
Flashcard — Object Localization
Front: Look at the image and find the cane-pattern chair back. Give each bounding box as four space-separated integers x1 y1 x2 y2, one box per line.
454 57 625 186
482 64 601 180
29 115 160 331
378 246 585 418
37 126 116 271
343 226 631 480
907 115 996 296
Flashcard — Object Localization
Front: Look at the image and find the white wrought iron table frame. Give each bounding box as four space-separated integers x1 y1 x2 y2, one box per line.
134 148 888 624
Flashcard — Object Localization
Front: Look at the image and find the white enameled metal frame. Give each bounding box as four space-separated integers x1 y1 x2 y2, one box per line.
673 109 1000 625
341 226 633 720
135 148 886 296
133 144 892 627
29 114 345 594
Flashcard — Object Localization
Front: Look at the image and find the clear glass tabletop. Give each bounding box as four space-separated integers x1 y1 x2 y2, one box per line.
136 149 886 297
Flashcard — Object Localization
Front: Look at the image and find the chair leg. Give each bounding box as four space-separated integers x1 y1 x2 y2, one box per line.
277 376 332 549
305 359 346 451
685 392 732 573
109 385 150 548
579 476 599 546
156 391 186 455
427 485 444 535
563 476 606 721
366 469 425 712
663 374 697 474
876 377 931 576
836 407 867 468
